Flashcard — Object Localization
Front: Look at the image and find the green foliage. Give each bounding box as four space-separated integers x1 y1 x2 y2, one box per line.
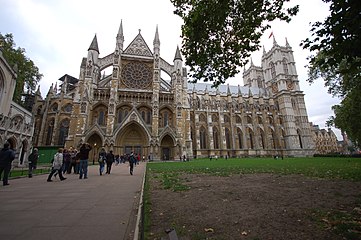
170 0 298 87
301 0 361 97
0 33 42 104
148 157 361 181
301 0 361 146
332 87 361 148
157 172 191 191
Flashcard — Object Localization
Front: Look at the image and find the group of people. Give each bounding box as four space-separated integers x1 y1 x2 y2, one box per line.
98 149 138 176
47 143 93 181
0 142 142 186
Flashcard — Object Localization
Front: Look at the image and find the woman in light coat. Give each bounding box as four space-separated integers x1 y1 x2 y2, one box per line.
47 148 67 182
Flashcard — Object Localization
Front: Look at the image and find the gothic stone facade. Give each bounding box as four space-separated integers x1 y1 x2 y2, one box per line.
311 124 339 154
0 50 34 166
32 23 314 161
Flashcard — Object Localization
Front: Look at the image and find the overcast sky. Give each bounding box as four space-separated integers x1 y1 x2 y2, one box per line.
0 0 342 139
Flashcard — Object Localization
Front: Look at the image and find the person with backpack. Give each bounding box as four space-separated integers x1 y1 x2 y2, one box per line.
47 148 66 182
129 152 136 175
0 142 15 186
98 148 106 175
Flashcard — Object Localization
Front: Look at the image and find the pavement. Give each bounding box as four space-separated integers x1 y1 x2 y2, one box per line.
0 162 146 240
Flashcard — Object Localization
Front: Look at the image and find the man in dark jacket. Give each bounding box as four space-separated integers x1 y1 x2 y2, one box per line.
105 150 115 174
78 143 92 179
28 148 39 178
0 142 16 186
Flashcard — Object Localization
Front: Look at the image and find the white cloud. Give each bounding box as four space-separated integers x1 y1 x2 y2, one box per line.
0 0 342 139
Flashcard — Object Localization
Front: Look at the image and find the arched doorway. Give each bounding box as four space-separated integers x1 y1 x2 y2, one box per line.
87 133 102 165
116 122 149 158
160 134 175 161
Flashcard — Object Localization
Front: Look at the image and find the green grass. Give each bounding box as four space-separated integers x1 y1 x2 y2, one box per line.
147 157 361 181
9 165 51 178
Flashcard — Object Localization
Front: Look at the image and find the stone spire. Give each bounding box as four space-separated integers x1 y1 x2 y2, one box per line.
88 34 99 53
153 25 160 45
153 25 160 55
227 84 231 95
116 20 124 51
272 34 278 46
174 45 182 61
285 37 290 47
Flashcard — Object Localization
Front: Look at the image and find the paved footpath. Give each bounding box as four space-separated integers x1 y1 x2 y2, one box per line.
0 162 146 240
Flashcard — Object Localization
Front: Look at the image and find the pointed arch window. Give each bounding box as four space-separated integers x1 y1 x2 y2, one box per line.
141 111 146 121
237 129 243 149
270 62 276 79
225 128 231 149
58 119 70 145
147 110 151 124
200 127 207 149
45 119 54 145
248 128 254 149
213 127 219 149
297 129 303 149
98 111 105 125
283 59 289 74
163 111 169 126
257 77 263 88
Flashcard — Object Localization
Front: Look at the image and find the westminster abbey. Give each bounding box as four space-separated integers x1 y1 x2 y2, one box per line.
32 22 314 161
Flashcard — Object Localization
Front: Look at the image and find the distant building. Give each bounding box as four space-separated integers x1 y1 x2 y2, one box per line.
0 50 34 166
32 23 314 161
311 124 338 154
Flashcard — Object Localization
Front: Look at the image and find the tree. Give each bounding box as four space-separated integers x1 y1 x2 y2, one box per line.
170 0 298 87
0 33 42 104
301 0 361 146
327 86 361 148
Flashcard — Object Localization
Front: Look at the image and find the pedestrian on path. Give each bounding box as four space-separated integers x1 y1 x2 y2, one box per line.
28 148 39 178
47 148 66 182
98 148 106 175
105 150 114 174
0 142 15 186
129 152 136 175
78 143 92 179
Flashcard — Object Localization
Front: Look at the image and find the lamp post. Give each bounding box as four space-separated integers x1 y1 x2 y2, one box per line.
93 143 97 165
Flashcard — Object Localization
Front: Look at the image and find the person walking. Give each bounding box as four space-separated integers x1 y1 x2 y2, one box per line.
28 148 39 178
62 148 71 174
47 148 66 182
129 152 136 175
78 143 92 179
105 150 115 174
98 148 106 175
0 142 15 186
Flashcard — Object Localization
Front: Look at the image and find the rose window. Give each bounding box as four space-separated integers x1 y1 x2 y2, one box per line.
121 62 152 89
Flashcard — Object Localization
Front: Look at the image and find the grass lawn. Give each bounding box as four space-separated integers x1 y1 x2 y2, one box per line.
147 157 361 181
9 165 51 178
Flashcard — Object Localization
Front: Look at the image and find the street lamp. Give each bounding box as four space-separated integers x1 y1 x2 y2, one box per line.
93 143 97 165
